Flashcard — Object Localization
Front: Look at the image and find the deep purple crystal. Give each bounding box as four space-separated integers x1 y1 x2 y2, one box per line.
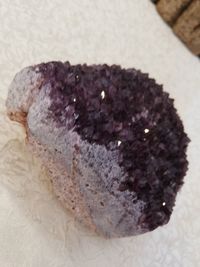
39 61 189 231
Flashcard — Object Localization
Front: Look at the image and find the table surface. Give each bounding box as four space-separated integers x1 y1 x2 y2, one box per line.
0 1 200 267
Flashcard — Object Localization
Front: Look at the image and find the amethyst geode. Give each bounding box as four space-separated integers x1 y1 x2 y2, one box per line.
37 61 189 231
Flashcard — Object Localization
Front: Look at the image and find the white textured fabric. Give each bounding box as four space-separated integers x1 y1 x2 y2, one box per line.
0 0 200 266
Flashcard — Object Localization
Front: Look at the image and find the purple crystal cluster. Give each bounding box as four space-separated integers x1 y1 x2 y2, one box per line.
39 61 189 231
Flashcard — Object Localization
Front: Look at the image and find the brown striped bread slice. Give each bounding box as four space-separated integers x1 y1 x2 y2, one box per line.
156 0 192 25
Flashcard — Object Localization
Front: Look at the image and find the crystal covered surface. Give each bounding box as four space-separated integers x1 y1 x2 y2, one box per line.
39 61 189 231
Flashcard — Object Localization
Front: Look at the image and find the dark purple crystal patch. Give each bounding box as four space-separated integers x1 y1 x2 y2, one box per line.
39 61 190 231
